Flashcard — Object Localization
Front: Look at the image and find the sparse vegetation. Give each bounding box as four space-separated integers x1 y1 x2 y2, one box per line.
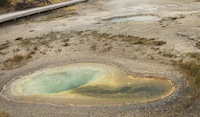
15 0 51 10
13 48 20 52
2 54 32 70
102 46 112 52
0 0 11 7
18 39 34 46
0 111 11 117
90 45 112 52
30 50 36 54
84 31 166 46
178 53 200 87
33 46 38 50
18 37 48 47
0 52 7 55
166 87 200 116
8 55 24 62
0 0 68 14
123 37 166 46
158 51 177 58
195 42 200 49
0 43 10 50
90 45 96 51
63 42 69 46
0 0 75 14
57 49 62 52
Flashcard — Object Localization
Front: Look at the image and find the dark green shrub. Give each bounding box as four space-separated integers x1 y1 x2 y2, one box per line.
15 0 36 10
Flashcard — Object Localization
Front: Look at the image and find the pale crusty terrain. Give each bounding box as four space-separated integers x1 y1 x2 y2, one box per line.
0 0 200 116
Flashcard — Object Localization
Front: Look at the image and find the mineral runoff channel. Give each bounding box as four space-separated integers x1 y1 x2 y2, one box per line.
1 63 175 106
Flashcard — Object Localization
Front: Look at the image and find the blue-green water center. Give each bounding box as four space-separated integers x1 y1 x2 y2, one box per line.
9 63 175 105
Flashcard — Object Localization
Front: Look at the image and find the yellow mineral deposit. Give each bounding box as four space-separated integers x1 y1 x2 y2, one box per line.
5 63 175 106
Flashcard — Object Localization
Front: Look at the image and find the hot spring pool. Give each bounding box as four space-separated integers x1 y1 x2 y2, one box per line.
4 63 175 105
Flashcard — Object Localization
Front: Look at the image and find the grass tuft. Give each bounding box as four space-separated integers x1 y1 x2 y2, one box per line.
195 42 200 49
0 112 10 117
2 54 32 70
0 43 10 50
9 55 24 63
178 53 200 87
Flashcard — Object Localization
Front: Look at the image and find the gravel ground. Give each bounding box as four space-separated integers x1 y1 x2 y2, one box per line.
0 0 200 116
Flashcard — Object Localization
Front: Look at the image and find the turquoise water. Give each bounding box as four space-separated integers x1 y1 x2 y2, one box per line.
14 65 108 95
8 63 175 105
11 62 174 106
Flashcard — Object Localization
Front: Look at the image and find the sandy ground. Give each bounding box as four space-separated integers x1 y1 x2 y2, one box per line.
0 0 200 116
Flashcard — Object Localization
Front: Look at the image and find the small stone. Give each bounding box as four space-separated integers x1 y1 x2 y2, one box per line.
177 32 188 36
188 36 198 40
56 35 62 39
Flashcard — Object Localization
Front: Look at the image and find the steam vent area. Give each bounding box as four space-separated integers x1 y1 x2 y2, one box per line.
2 63 175 106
